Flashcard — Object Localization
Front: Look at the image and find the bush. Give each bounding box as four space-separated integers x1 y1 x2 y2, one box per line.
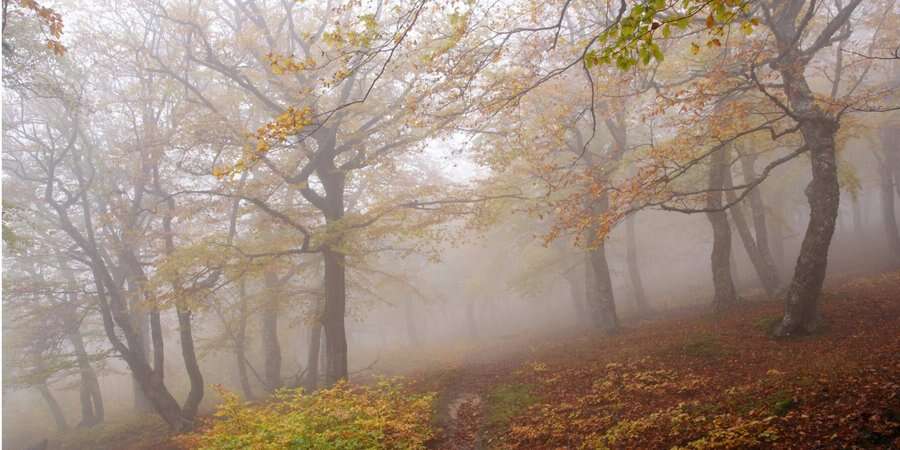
181 380 434 450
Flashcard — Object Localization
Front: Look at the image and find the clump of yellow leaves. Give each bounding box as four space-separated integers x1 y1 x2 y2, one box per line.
179 380 435 450
267 53 317 75
213 106 313 179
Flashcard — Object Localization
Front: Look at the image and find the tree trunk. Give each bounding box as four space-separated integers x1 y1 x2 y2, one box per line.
776 119 840 336
67 325 103 427
322 247 349 385
584 190 619 334
706 147 739 309
318 153 350 386
36 383 68 433
563 260 589 327
176 306 203 423
726 172 781 297
586 244 618 333
130 304 153 413
625 214 650 313
305 321 322 391
261 271 283 391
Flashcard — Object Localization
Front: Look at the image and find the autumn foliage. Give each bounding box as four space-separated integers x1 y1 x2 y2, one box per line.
178 380 435 450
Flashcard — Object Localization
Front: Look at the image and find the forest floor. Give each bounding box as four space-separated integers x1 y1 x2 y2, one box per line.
40 270 900 450
417 270 900 449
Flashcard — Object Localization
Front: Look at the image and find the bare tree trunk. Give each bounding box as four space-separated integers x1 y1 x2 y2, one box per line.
261 271 283 391
322 247 349 385
587 244 619 333
36 383 68 433
726 172 781 297
777 126 839 336
706 147 739 310
176 306 203 422
625 214 650 313
305 321 322 391
563 260 589 327
585 192 619 334
767 0 864 337
67 325 103 427
318 151 350 386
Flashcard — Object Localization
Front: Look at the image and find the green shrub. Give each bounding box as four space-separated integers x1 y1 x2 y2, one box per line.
181 380 434 450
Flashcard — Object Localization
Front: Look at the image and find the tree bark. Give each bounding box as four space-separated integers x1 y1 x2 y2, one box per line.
317 147 350 386
625 214 650 313
66 324 103 427
261 271 283 391
706 147 739 310
584 191 619 334
305 321 322 391
726 168 781 297
776 118 839 336
322 247 349 385
176 306 203 422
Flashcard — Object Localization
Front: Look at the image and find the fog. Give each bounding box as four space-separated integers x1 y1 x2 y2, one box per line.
2 0 898 449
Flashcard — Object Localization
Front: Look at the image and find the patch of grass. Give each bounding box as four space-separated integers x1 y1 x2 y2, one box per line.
485 383 537 428
681 333 725 358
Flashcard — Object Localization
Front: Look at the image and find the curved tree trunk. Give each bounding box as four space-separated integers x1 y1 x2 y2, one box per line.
176 305 203 422
706 147 739 310
725 170 781 297
777 121 839 336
